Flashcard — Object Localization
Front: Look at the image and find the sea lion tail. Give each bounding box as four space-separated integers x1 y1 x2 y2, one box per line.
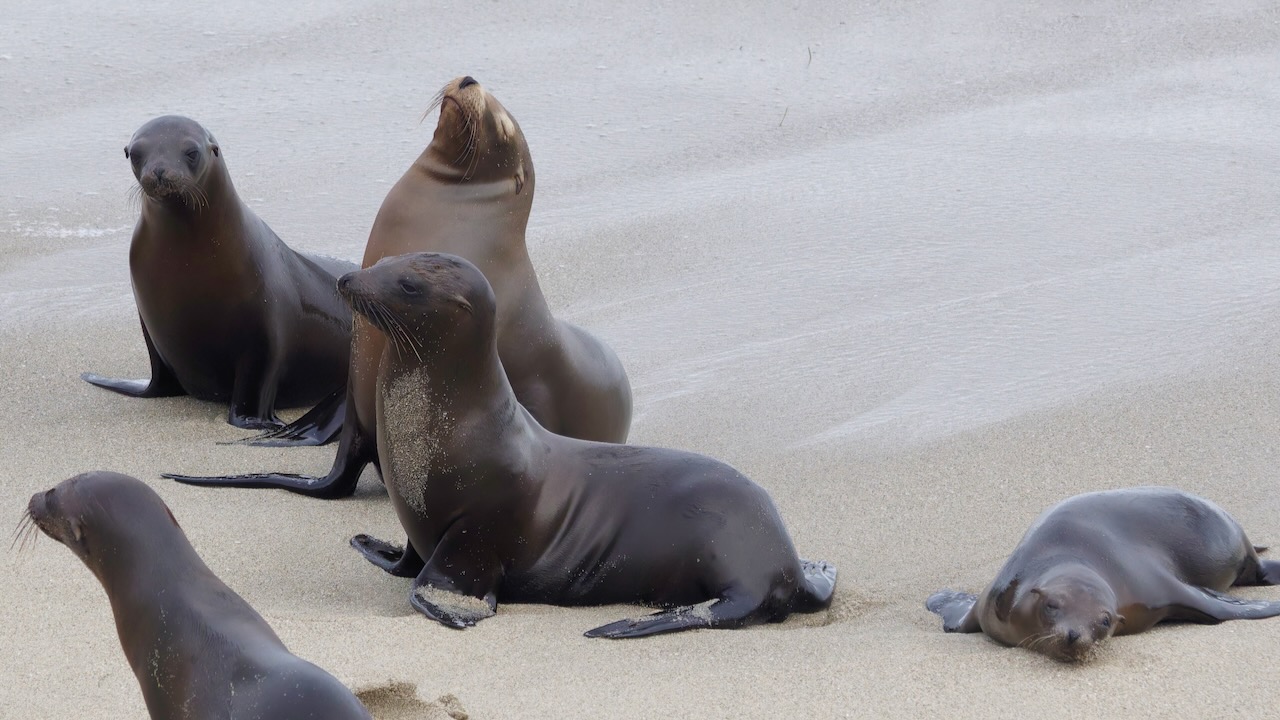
224 388 346 447
792 558 837 613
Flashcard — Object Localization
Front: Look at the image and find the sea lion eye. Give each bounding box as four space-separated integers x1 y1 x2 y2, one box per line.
185 148 200 163
1100 614 1112 628
399 279 420 295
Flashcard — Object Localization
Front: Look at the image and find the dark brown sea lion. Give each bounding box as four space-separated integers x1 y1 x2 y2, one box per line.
23 471 373 719
166 76 632 497
927 487 1280 662
82 115 355 430
330 252 835 637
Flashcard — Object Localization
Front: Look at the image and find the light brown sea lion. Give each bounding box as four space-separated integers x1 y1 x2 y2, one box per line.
927 487 1280 662
23 471 373 719
82 115 355 430
336 252 836 637
166 76 632 501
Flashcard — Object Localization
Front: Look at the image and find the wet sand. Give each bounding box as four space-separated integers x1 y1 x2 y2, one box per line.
4 1 1280 717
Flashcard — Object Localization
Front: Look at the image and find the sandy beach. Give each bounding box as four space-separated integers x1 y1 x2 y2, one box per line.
4 1 1280 717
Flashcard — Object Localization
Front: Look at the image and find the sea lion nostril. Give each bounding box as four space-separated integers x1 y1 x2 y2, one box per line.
459 76 478 89
1066 629 1081 644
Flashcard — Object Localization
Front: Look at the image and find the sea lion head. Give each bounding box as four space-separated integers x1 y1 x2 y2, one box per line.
26 471 182 581
337 252 496 362
1011 566 1121 663
125 115 222 209
425 76 532 194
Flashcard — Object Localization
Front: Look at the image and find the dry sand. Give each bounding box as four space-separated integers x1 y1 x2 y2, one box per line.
4 1 1280 717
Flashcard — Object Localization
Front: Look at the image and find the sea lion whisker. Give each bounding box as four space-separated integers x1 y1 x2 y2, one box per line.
452 113 479 167
378 302 423 362
10 510 32 551
420 88 447 124
367 301 409 358
387 312 424 362
126 183 144 210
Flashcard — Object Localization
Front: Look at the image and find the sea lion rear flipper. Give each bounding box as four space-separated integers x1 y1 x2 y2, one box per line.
161 411 374 499
81 317 185 398
350 534 425 578
792 559 838 612
1165 585 1280 624
926 589 982 633
227 387 347 447
584 590 762 639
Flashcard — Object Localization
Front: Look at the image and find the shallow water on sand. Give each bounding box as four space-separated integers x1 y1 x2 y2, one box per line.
3 1 1280 719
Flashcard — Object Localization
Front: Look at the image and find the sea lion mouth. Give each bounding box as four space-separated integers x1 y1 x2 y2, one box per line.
135 175 209 211
20 491 59 547
338 273 426 361
1047 636 1102 664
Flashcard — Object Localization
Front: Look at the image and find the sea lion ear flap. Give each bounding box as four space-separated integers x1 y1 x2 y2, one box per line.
513 166 525 194
993 578 1020 622
211 145 220 158
123 146 130 159
165 506 181 528
452 295 473 314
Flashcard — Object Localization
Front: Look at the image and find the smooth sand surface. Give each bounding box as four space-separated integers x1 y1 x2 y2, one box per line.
4 1 1280 717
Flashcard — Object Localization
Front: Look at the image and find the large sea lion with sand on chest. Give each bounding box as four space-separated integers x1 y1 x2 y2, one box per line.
165 76 633 498
337 252 837 637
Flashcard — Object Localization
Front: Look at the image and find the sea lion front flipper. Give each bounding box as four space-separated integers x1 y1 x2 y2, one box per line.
227 351 285 430
350 534 425 578
406 525 503 629
926 590 982 633
1164 585 1280 624
226 387 347 447
81 317 185 398
162 404 374 499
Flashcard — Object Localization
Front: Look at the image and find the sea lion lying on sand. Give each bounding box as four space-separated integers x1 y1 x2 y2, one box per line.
927 487 1280 662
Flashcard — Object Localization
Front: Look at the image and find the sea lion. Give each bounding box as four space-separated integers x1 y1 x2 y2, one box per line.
165 76 632 497
82 115 355 430
927 487 1280 662
330 252 835 637
22 471 373 719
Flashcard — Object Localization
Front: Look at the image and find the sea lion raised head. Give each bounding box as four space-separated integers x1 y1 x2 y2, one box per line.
1002 566 1121 662
337 252 495 361
125 115 222 209
26 471 375 719
422 76 531 193
26 471 180 582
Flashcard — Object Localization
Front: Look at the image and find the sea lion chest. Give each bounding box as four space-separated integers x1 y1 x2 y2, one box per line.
129 214 270 399
374 362 459 547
